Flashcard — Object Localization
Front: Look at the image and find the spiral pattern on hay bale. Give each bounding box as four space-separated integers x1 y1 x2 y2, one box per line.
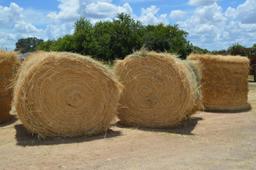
14 52 121 137
0 51 20 123
114 51 198 128
188 54 250 112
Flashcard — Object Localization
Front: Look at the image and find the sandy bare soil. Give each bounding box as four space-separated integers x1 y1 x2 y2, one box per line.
0 84 256 170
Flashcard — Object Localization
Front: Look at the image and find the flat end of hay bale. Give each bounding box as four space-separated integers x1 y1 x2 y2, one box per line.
14 52 121 138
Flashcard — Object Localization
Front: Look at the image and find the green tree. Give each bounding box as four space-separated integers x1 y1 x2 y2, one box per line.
93 21 114 61
228 43 247 56
192 45 209 54
73 17 97 56
37 40 54 51
143 24 171 52
15 37 43 53
51 35 75 52
35 13 196 61
143 24 191 59
109 13 144 60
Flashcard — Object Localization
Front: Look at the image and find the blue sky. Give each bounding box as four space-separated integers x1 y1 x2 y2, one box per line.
0 0 255 51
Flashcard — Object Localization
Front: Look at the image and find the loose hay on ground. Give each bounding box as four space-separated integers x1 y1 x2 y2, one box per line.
13 52 121 138
0 51 20 123
188 54 250 112
114 51 200 128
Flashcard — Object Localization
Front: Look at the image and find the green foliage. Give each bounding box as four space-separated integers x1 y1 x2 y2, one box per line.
109 13 144 60
52 35 75 52
93 21 114 60
143 24 172 52
212 43 256 57
228 43 247 56
191 45 209 54
73 18 97 55
33 13 192 61
15 37 43 53
212 49 228 55
143 24 192 59
36 40 54 51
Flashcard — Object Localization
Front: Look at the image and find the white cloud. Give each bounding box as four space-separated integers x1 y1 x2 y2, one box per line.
48 0 80 22
0 3 45 50
23 9 51 26
225 0 256 24
0 0 133 50
169 10 186 20
176 1 256 50
188 0 218 6
48 0 132 21
138 6 168 25
45 23 74 39
1 0 256 51
0 33 17 50
83 2 132 19
0 3 23 27
14 21 42 34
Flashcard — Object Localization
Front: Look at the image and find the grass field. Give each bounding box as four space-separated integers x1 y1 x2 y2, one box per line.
0 84 256 170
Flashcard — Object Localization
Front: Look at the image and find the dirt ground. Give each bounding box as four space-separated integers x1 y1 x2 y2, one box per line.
0 84 256 170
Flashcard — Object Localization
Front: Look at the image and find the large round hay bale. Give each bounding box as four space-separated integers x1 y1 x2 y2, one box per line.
0 51 20 123
114 51 199 128
13 52 121 138
188 54 250 112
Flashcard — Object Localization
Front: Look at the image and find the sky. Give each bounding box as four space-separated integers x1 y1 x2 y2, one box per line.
0 0 255 51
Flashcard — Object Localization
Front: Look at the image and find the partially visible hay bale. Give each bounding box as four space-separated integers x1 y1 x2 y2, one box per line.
0 51 20 123
188 54 250 112
13 52 121 138
114 51 199 128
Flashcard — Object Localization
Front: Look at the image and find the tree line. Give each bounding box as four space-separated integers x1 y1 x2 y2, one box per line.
212 44 256 57
15 13 256 61
16 13 206 61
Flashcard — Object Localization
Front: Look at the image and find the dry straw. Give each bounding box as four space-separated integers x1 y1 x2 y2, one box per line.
0 51 20 123
13 52 121 138
188 54 250 112
183 60 203 112
114 50 200 128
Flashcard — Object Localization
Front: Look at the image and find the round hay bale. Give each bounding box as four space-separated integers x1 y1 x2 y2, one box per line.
114 51 199 128
13 52 121 138
0 51 20 123
188 54 250 112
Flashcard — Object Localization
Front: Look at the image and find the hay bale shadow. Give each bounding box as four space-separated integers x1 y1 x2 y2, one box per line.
15 124 122 147
204 105 252 114
0 115 17 127
116 116 203 135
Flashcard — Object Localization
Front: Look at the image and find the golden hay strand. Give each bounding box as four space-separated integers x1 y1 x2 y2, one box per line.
114 51 198 128
0 51 20 123
13 52 121 138
188 54 250 112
